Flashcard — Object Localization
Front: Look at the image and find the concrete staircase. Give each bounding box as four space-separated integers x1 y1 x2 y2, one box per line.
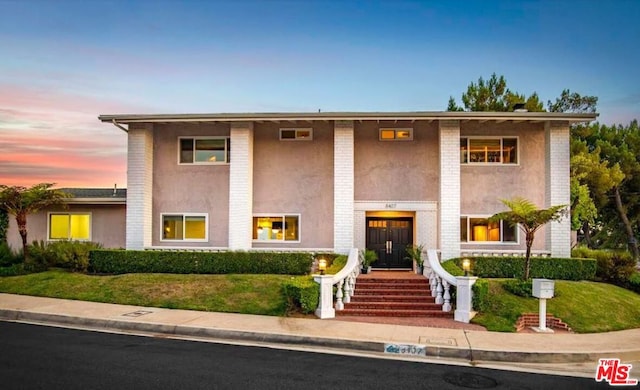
336 273 452 318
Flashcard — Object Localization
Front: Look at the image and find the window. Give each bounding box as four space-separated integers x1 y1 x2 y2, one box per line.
280 128 313 141
460 137 518 164
460 216 517 243
179 137 230 164
162 214 207 241
253 215 300 242
48 213 91 241
379 128 413 141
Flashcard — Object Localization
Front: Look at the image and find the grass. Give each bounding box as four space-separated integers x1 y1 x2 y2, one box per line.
0 269 292 316
2 270 640 333
472 279 640 333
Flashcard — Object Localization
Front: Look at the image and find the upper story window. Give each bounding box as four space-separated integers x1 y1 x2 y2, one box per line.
179 137 230 164
161 213 207 241
379 128 413 141
280 128 313 141
460 216 517 243
460 137 518 164
48 213 91 241
252 215 300 242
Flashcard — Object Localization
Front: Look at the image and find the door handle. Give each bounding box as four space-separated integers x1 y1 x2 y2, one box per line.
389 240 393 254
386 240 392 254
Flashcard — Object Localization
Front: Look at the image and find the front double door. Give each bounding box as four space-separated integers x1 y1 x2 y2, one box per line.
366 217 413 269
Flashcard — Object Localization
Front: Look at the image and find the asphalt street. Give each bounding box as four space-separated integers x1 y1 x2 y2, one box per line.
0 321 608 389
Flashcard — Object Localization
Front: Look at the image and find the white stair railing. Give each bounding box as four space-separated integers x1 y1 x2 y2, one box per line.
314 248 360 319
425 249 476 323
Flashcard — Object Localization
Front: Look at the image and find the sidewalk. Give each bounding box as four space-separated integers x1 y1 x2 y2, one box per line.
1 293 639 378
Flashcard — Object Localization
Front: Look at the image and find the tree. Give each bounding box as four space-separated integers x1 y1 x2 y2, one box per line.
490 197 567 280
0 209 8 244
447 73 544 112
547 89 598 113
0 184 71 261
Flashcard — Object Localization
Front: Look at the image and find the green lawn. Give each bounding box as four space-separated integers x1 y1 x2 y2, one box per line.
0 270 292 316
472 279 640 333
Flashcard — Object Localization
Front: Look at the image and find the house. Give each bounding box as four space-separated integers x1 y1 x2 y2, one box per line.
98 111 596 267
6 188 127 250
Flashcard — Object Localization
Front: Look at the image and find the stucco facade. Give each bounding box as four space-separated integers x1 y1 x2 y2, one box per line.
99 111 596 261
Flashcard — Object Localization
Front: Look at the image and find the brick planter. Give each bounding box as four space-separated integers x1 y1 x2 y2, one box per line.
515 313 573 333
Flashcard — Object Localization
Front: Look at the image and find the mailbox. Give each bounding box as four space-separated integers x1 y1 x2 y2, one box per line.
532 278 554 299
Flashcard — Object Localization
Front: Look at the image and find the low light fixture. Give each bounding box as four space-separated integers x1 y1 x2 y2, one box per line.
318 259 327 275
462 258 471 276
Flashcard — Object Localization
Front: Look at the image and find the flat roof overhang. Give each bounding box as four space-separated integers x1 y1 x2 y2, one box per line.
99 111 598 130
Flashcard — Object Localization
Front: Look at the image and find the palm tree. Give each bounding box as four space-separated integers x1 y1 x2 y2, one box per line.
490 197 567 280
0 183 71 261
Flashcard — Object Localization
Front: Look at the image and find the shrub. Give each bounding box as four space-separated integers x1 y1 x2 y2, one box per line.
451 256 596 281
326 255 347 275
0 263 26 276
282 276 319 314
503 279 532 297
627 272 640 294
0 242 19 267
572 247 636 285
89 250 314 275
472 278 489 312
27 240 103 272
441 260 464 276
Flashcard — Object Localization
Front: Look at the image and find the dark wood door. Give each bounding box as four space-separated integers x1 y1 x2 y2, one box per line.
366 217 413 268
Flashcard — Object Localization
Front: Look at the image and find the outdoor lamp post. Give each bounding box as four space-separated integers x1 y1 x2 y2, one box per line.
318 259 327 275
462 258 471 276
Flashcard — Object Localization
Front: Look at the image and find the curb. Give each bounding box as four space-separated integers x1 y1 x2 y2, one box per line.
1 309 638 364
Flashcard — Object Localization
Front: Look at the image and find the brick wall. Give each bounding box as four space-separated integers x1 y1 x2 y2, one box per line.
228 122 254 250
545 121 571 257
439 120 461 260
126 125 153 249
334 121 355 254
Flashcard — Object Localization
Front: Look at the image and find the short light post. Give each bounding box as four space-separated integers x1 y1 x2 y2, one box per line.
462 258 471 276
318 258 327 275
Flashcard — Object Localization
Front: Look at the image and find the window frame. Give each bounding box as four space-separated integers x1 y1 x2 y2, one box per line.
178 136 231 165
379 128 414 141
252 213 301 243
47 212 92 241
160 213 209 242
460 136 519 165
460 215 519 244
279 128 313 141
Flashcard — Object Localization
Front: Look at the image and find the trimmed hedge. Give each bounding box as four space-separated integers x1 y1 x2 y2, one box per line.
472 278 490 312
282 276 319 314
451 256 596 281
89 250 314 275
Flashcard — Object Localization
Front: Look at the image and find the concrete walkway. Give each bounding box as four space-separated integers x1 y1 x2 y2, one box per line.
1 293 639 378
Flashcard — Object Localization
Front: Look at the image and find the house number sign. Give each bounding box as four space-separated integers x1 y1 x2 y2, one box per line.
385 203 397 209
384 343 427 357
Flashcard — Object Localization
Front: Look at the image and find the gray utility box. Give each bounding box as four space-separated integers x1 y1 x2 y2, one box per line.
532 278 555 299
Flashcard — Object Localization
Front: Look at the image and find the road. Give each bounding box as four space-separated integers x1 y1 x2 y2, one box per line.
0 321 607 389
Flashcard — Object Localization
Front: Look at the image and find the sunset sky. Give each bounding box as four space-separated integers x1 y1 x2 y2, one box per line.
1 0 638 189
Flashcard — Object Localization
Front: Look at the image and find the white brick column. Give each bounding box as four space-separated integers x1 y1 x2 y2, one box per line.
545 121 571 257
439 120 461 260
126 125 153 250
228 122 254 250
334 120 354 254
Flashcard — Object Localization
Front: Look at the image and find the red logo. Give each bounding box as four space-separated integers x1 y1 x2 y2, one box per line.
595 358 638 386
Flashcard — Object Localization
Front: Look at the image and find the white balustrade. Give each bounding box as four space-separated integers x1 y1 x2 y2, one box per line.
314 248 360 319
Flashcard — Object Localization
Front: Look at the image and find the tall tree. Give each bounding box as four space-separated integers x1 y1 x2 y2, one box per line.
0 184 71 261
547 89 598 113
447 73 544 112
490 198 567 280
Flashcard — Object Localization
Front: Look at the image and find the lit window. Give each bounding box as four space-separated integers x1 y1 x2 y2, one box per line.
162 214 207 241
48 213 91 241
280 128 313 141
253 215 300 242
460 137 518 164
460 216 517 243
379 128 413 141
179 137 230 164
